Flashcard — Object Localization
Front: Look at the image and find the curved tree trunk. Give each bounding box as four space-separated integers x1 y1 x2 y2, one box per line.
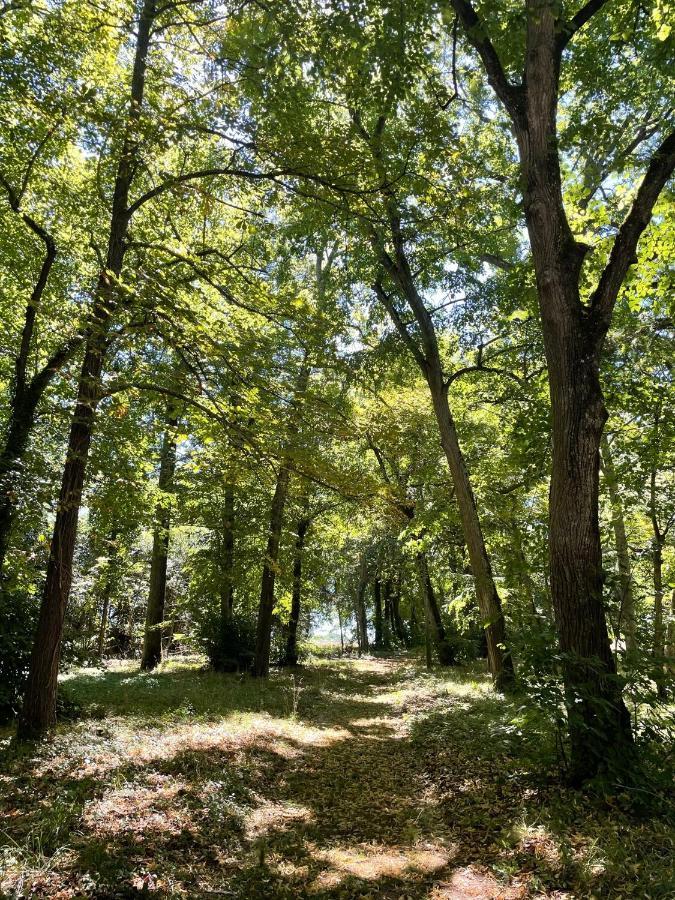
373 245 513 688
429 382 511 682
140 409 178 671
17 0 157 739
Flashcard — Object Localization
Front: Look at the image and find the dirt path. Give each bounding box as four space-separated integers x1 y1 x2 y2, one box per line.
217 657 522 899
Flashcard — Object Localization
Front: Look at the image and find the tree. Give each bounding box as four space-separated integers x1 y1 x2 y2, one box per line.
140 401 179 671
449 0 674 780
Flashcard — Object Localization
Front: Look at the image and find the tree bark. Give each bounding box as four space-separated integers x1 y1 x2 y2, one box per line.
254 464 291 676
0 189 83 579
381 578 393 648
140 408 178 671
373 249 513 688
97 531 119 661
355 554 369 654
17 0 157 738
282 517 309 666
219 483 235 625
601 436 637 654
416 553 454 665
450 0 675 783
652 538 665 699
429 381 511 681
373 577 383 649
255 244 336 672
390 570 408 645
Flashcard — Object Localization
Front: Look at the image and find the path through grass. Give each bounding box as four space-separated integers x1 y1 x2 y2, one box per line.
0 656 672 898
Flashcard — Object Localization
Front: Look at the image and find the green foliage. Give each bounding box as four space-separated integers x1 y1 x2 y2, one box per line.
0 588 36 723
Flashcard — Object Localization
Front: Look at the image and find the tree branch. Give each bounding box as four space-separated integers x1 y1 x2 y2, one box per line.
590 128 675 333
373 280 428 370
556 0 610 53
448 0 524 123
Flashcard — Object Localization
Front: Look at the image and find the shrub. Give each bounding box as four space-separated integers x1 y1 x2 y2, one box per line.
0 587 37 723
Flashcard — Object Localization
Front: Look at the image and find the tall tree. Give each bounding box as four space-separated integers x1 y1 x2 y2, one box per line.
140 403 179 671
18 0 159 737
450 0 675 779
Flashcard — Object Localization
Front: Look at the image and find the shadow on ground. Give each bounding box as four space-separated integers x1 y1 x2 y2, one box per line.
0 657 672 898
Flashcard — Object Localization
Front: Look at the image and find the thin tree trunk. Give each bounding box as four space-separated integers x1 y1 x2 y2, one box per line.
254 464 291 676
18 0 157 738
254 341 313 676
601 436 637 654
355 555 369 654
219 484 235 625
652 538 665 699
430 383 510 681
667 588 675 676
337 604 344 654
373 257 513 688
391 570 407 645
373 577 383 649
140 408 178 671
0 192 82 579
416 553 454 665
382 578 393 649
97 531 118 661
282 517 309 666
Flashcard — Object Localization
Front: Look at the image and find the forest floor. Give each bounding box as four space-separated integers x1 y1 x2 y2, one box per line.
0 655 673 899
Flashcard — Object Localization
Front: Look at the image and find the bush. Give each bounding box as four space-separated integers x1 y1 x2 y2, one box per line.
199 609 257 673
0 587 37 723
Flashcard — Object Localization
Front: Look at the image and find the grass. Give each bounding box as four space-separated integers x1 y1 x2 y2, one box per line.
0 654 673 898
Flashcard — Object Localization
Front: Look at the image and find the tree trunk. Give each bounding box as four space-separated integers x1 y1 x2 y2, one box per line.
601 436 637 655
381 578 393 649
449 0 675 782
355 555 369 654
0 393 42 575
97 531 119 661
374 253 513 688
282 517 309 666
416 553 454 665
0 210 81 578
373 577 383 649
651 539 666 699
254 464 291 676
667 588 675 677
219 484 235 625
140 409 178 671
391 571 407 645
514 6 632 780
429 381 511 682
253 351 311 677
17 0 157 738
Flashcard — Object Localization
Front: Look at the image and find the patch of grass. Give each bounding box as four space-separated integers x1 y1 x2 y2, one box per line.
1 655 673 898
408 665 675 899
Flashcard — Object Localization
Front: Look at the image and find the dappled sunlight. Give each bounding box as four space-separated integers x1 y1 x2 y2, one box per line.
83 779 194 838
309 842 452 890
2 657 671 898
244 800 314 840
431 865 528 899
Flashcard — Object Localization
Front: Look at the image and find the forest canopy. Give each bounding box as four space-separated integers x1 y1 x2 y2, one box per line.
0 0 673 894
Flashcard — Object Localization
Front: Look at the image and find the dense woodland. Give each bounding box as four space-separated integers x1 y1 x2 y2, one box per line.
0 0 673 896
